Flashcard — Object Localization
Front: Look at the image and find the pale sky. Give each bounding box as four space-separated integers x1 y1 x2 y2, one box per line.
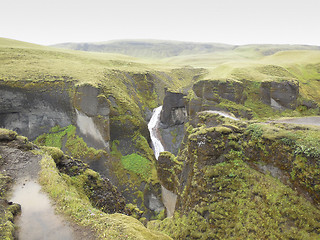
1 0 319 46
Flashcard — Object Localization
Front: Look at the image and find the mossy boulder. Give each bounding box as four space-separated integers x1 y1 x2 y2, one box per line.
41 147 127 214
0 129 17 141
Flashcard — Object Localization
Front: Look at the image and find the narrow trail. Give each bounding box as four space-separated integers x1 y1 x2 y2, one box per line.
0 143 95 239
270 116 320 126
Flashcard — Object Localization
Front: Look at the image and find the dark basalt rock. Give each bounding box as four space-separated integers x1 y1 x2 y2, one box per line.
160 90 187 128
143 183 164 213
260 80 299 109
193 79 246 104
0 81 111 151
0 81 74 140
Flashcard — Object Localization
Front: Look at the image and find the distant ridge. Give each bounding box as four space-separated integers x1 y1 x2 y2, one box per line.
51 40 320 59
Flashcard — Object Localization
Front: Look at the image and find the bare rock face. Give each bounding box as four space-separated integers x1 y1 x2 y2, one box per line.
187 79 252 122
74 84 110 150
0 82 111 151
160 91 187 128
158 90 188 155
193 79 246 104
260 80 299 109
0 81 74 140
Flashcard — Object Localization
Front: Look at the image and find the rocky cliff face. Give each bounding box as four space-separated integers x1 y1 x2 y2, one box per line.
193 79 246 104
0 81 74 140
187 79 253 121
0 81 110 150
160 91 187 128
159 90 187 155
260 80 299 110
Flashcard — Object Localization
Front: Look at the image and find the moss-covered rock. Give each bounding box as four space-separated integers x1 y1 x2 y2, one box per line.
157 151 182 192
0 129 17 141
0 174 21 240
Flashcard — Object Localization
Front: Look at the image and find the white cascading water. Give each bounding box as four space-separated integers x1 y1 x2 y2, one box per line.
148 106 177 217
148 106 164 159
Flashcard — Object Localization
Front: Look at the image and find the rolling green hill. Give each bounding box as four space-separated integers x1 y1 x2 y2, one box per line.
52 39 320 59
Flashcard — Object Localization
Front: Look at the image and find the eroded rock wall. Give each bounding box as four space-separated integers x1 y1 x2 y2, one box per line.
159 90 187 155
0 81 110 150
260 80 299 109
0 81 74 140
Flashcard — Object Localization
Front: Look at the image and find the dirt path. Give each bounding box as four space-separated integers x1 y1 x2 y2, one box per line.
271 116 320 126
0 142 96 240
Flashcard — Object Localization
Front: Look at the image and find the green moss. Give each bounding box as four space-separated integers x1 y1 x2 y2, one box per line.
41 146 64 162
0 128 17 141
132 132 154 161
35 125 105 161
121 154 152 181
0 174 19 240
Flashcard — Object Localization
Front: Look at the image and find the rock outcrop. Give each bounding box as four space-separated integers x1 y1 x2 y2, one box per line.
0 81 74 140
160 91 187 128
158 90 187 155
187 79 253 121
193 79 246 104
260 80 299 109
0 81 110 151
156 151 181 193
148 116 320 239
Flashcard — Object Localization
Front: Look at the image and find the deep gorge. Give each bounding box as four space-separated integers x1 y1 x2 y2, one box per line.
1 38 320 239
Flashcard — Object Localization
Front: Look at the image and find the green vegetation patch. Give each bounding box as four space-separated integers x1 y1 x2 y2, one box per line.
121 154 152 181
35 125 105 160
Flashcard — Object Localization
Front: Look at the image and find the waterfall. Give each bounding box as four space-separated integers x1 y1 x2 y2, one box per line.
148 106 177 217
148 106 164 160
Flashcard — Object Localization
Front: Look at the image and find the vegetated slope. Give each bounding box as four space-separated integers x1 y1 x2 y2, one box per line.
148 114 320 239
0 128 171 240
